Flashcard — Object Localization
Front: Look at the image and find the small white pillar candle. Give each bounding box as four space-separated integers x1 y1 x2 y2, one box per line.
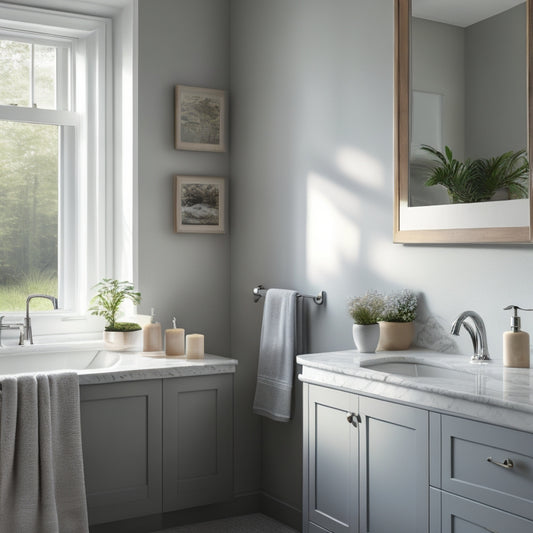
165 318 185 356
186 334 204 359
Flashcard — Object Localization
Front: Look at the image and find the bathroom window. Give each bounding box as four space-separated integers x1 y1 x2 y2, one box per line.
0 4 115 319
0 37 70 311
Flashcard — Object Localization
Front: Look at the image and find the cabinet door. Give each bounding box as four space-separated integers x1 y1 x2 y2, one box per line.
359 396 428 533
162 374 233 512
80 380 163 525
440 491 533 533
306 384 359 533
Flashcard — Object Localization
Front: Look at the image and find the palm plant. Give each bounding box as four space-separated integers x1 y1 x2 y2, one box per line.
421 145 529 203
475 150 529 200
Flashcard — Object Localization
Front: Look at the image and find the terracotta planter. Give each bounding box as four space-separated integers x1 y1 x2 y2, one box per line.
352 323 380 354
103 330 142 351
377 321 414 351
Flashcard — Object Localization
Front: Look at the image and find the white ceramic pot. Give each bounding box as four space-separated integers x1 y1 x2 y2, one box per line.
352 323 380 353
103 330 142 351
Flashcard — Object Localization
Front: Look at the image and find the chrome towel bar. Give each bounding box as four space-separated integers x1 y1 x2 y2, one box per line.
252 284 326 305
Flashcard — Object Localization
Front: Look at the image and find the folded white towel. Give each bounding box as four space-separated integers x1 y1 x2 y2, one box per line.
253 289 306 422
0 371 89 533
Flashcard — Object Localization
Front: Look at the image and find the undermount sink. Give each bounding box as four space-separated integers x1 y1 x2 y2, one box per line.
360 360 469 380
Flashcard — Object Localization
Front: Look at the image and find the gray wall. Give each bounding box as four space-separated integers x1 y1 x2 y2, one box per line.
465 3 527 158
138 0 533 524
137 0 231 354
229 0 395 514
412 17 465 159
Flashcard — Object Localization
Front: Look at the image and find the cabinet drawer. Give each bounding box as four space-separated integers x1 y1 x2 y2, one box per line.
440 491 533 533
441 415 533 520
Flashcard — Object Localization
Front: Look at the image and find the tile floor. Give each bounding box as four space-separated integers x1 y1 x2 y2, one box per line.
151 513 298 533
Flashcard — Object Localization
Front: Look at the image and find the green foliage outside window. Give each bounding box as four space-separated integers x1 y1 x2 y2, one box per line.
0 40 58 311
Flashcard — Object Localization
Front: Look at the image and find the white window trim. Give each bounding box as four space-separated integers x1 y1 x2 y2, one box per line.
0 1 137 341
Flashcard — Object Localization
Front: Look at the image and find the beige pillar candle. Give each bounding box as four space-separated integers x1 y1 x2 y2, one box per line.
165 317 185 356
186 333 204 359
143 308 162 351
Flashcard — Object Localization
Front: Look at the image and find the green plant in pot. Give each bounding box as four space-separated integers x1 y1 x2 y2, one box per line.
378 289 417 351
421 145 529 203
89 278 142 350
348 290 385 354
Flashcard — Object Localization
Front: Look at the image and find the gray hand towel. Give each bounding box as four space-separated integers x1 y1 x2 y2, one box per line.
253 289 306 422
0 371 89 533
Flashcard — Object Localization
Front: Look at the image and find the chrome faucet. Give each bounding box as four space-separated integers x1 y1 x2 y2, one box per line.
450 310 491 362
24 294 58 344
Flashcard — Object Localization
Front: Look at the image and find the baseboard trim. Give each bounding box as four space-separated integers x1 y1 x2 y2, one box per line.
260 491 302 531
89 492 261 533
88 491 303 533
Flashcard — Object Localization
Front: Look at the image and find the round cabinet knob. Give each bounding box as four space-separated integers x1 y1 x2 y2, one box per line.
347 413 360 426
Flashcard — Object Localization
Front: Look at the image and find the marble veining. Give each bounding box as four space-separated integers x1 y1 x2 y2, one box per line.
297 348 533 432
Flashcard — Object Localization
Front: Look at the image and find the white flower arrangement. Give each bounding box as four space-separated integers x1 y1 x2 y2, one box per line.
380 289 417 323
348 290 385 325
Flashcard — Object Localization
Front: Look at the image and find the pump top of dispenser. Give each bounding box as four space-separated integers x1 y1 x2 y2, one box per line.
150 307 157 323
503 305 533 332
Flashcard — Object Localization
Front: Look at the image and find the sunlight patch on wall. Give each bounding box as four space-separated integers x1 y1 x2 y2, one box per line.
367 236 415 284
335 146 385 190
307 172 361 283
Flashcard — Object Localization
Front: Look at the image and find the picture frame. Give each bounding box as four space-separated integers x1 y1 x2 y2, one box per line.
175 85 227 152
174 175 226 234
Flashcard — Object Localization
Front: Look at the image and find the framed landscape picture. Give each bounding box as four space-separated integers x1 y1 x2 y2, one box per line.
175 85 226 152
174 176 226 234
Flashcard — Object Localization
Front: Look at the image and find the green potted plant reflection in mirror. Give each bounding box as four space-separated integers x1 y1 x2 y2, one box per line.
421 145 529 204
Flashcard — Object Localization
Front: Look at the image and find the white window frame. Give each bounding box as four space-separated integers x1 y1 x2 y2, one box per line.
0 2 118 338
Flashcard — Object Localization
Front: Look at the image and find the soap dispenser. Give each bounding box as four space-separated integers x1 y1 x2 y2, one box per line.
503 305 532 368
143 308 162 351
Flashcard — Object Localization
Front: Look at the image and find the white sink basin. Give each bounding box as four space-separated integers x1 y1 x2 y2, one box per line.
360 360 468 380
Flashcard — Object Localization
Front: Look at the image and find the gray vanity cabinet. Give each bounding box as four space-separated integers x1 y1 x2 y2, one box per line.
80 373 234 526
80 380 163 525
303 383 429 533
162 374 233 512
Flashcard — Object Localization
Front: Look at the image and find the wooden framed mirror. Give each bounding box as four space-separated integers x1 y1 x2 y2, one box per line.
394 0 533 243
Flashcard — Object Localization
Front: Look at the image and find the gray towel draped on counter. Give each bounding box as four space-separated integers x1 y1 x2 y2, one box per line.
0 371 89 533
253 288 307 422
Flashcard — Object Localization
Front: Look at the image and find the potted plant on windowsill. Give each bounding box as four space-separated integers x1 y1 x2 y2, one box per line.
89 278 142 351
348 291 385 354
377 289 418 351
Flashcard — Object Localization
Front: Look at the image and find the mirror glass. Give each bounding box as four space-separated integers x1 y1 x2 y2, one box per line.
394 0 532 243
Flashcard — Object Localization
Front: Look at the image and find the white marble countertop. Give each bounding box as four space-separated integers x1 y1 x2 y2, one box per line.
78 350 238 385
0 339 238 385
297 348 533 433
